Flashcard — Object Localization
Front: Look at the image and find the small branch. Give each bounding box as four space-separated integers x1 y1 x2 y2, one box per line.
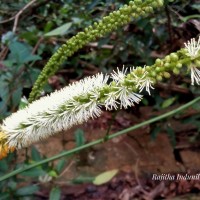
12 0 37 33
165 5 173 44
32 37 44 54
168 6 184 22
58 159 75 178
156 82 189 94
0 15 16 24
0 0 38 61
0 47 9 61
134 159 149 195
0 0 37 31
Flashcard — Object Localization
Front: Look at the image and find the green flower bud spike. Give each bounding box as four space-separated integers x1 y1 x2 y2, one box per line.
29 0 164 102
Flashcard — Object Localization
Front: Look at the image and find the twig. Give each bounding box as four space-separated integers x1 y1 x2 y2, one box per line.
134 159 149 195
104 111 118 141
143 182 165 200
168 6 184 22
58 159 75 178
32 37 44 54
165 5 173 44
156 82 189 94
0 0 38 61
0 15 16 24
0 0 37 32
0 47 9 61
12 0 37 33
123 141 138 157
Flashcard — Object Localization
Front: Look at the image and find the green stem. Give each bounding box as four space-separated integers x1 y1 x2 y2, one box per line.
0 96 199 182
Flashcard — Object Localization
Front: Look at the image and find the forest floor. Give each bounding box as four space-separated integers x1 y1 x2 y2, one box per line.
19 105 200 200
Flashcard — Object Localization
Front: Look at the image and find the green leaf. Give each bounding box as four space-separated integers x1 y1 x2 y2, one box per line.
191 3 200 11
45 22 72 36
0 193 10 200
16 185 39 196
141 98 148 106
24 68 41 88
49 187 61 200
0 160 8 172
75 129 85 147
7 180 17 190
19 97 29 109
11 87 22 108
192 103 200 111
56 158 66 173
31 146 42 161
161 97 176 108
23 54 41 63
72 176 94 184
8 41 38 64
2 60 14 67
87 0 101 10
20 167 46 177
93 169 119 185
1 31 16 45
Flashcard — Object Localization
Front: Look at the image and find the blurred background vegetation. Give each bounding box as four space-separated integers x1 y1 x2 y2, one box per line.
0 0 200 199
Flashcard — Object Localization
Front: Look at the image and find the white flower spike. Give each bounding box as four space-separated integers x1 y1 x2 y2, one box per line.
1 68 145 150
2 73 109 148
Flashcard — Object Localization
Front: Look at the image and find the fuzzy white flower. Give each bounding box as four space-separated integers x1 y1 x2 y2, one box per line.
109 67 143 108
137 78 154 95
111 66 127 83
131 67 154 95
104 92 119 110
132 70 147 84
184 37 200 85
184 36 200 58
191 65 200 85
116 86 143 109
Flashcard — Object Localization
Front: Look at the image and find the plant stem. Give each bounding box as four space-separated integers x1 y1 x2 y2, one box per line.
0 96 200 182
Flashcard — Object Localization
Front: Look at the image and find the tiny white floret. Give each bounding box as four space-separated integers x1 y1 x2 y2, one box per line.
191 66 200 85
184 36 200 58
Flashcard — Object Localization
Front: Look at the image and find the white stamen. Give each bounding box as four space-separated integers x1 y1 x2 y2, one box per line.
191 66 200 85
111 66 127 83
184 36 200 58
138 78 154 95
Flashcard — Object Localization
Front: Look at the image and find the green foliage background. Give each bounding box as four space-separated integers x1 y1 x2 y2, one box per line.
0 0 200 199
